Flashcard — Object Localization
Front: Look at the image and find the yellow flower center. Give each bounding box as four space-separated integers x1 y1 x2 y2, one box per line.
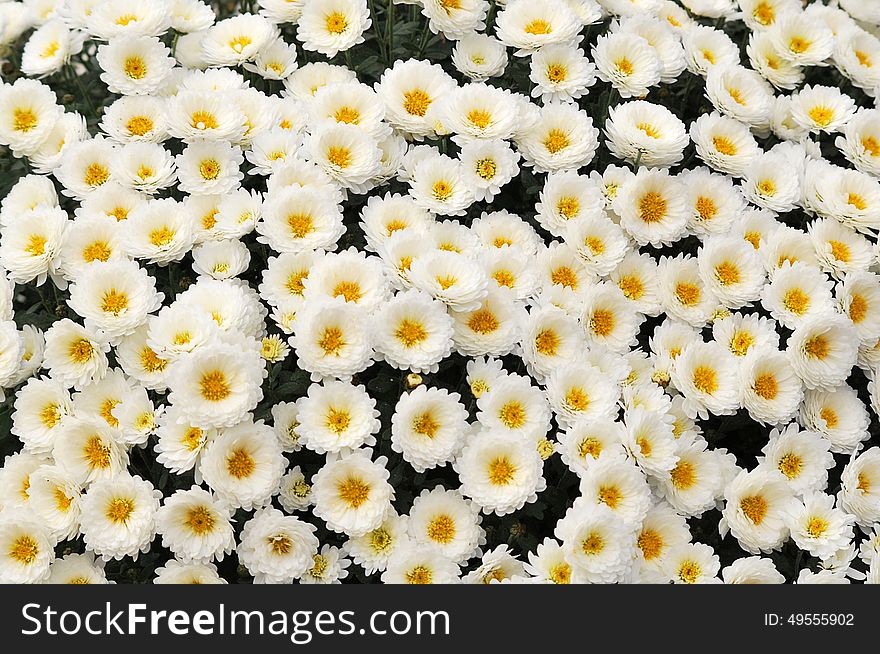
740 495 768 525
670 460 696 489
692 366 717 394
199 370 231 402
185 506 216 535
534 328 559 356
467 309 499 335
638 191 667 223
106 497 134 524
13 108 38 132
325 11 348 34
338 476 371 508
803 335 829 360
712 135 737 156
638 529 664 561
487 456 516 485
753 373 778 400
715 261 740 286
778 452 802 479
525 19 552 35
318 326 346 356
226 448 255 479
590 309 615 337
123 55 147 79
426 514 456 544
403 89 431 117
543 128 569 154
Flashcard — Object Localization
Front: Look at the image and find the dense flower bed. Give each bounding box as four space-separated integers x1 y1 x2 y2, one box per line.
1 0 880 585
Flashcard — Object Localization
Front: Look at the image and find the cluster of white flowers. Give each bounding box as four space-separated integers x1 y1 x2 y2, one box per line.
2 0 880 585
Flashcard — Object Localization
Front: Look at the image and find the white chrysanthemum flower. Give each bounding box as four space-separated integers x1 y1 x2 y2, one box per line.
768 12 834 67
165 90 247 143
84 1 172 41
408 487 483 565
690 111 760 177
46 552 110 584
632 502 692 576
762 225 816 272
604 100 688 168
545 360 620 429
175 140 244 196
407 153 474 216
786 313 859 391
200 13 278 65
671 341 740 419
557 418 626 478
529 44 597 103
0 451 47 510
613 168 688 247
462 544 526 584
740 348 804 426
809 218 874 280
0 77 63 157
658 440 721 517
391 385 468 473
682 25 740 77
166 340 265 428
381 543 460 584
51 415 128 487
156 486 235 563
311 450 394 536
789 85 857 134
294 380 379 454
836 109 880 177
11 376 71 455
455 430 546 517
308 80 386 140
421 0 488 39
838 271 880 343
697 235 765 310
800 386 870 455
565 214 630 278
738 0 799 31
578 456 651 528
0 205 67 285
79 474 160 561
58 215 125 280
458 139 520 203
722 556 785 583
741 152 802 213
21 19 85 78
238 507 320 583
476 374 551 443
747 30 804 90
759 423 835 497
519 303 584 380
343 512 407 575
97 36 175 96
66 259 163 343
593 31 662 98
582 283 643 353
705 64 774 130
678 167 744 238
524 537 580 584
372 290 454 373
289 298 374 382
451 32 508 81
479 247 538 301
786 492 855 561
198 419 285 511
56 136 119 200
609 252 661 316
0 509 54 583
257 185 344 254
615 14 686 83
555 504 635 584
1 173 59 224
516 101 599 173
375 58 456 138
42 319 110 390
191 239 251 280
623 406 677 478
146 302 221 364
153 560 226 584
300 544 352 582
113 142 177 195
663 543 720 584
838 447 880 527
465 357 507 400
297 0 371 58
535 171 605 239
358 193 432 255
408 249 487 313
306 122 382 193
301 248 387 312
721 468 793 555
495 0 581 54
153 405 214 478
